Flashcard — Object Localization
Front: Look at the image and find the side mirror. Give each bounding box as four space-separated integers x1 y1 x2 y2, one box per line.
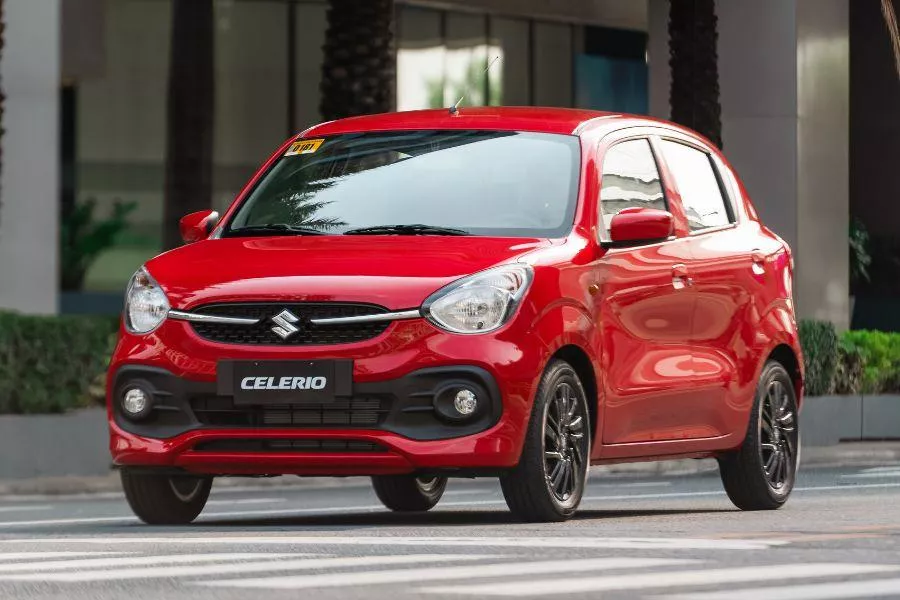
606 207 673 247
179 209 219 244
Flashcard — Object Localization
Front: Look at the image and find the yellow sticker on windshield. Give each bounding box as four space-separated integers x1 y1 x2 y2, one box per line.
285 138 324 156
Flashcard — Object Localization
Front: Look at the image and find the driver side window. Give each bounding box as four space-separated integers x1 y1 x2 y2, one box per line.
599 139 666 239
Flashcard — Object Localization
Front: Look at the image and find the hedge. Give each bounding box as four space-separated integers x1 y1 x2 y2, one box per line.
797 320 838 396
0 312 118 414
799 319 900 395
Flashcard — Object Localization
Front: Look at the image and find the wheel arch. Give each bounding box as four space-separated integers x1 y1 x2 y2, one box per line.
766 343 804 407
551 344 599 447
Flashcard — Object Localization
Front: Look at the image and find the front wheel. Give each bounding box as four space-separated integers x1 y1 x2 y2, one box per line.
500 359 591 522
719 360 800 510
120 469 212 525
371 475 447 511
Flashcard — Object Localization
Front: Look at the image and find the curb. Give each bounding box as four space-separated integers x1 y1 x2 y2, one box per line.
1 442 897 500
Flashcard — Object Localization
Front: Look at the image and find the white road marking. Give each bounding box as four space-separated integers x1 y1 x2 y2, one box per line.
206 498 287 506
0 553 296 574
201 557 690 590
0 480 897 529
420 563 900 596
0 554 487 583
660 577 900 600
0 552 123 561
0 505 52 513
0 535 788 551
841 466 900 479
615 481 672 488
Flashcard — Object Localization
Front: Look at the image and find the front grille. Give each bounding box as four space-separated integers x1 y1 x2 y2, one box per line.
190 395 390 428
189 303 391 346
193 439 387 453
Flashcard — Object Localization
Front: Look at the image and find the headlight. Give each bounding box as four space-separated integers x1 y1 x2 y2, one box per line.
124 266 170 334
423 264 533 334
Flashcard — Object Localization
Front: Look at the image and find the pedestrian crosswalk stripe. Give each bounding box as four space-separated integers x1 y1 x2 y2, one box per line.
0 553 296 574
420 563 900 596
0 552 124 561
200 557 691 590
841 466 900 479
0 535 787 551
0 553 487 583
0 506 52 514
659 577 900 600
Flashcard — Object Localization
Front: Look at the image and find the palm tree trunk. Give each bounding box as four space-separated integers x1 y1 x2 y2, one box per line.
162 0 214 250
320 0 395 121
668 0 722 148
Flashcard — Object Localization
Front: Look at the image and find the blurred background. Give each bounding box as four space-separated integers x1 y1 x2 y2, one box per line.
0 0 897 330
0 0 899 426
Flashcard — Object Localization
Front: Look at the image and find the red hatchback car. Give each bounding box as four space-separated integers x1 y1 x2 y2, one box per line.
109 107 803 524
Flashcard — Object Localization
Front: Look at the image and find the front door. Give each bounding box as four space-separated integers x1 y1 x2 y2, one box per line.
592 137 699 445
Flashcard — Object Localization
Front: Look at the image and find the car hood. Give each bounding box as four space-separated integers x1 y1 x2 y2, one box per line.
146 235 551 310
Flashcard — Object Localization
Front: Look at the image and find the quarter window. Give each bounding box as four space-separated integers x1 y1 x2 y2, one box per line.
659 140 733 231
599 139 666 237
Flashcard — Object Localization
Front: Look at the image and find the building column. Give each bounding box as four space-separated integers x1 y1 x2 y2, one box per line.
0 0 61 314
648 0 850 329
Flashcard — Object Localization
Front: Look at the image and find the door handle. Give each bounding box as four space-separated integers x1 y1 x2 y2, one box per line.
751 249 766 275
672 264 693 289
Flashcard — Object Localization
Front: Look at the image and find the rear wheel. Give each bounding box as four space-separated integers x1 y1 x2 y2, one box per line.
120 469 212 525
500 359 591 522
719 360 799 510
371 475 447 511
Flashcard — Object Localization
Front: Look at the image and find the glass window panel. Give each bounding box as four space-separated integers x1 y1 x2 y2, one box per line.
600 139 665 235
489 17 529 106
227 130 580 238
444 13 487 107
533 22 572 107
77 0 172 291
294 2 327 131
397 7 445 111
214 0 287 167
659 140 732 231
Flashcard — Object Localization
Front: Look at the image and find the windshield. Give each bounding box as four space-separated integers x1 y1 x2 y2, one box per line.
224 130 581 238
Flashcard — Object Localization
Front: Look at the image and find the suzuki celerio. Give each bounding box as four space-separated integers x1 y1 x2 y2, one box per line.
109 107 803 524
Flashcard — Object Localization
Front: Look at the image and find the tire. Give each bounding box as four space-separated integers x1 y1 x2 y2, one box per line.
371 475 447 511
120 469 212 525
500 359 591 522
719 360 800 510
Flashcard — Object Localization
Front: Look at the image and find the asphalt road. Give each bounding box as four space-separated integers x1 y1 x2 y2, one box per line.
0 464 898 600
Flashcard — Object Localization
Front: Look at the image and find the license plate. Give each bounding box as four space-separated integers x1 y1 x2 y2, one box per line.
217 360 352 405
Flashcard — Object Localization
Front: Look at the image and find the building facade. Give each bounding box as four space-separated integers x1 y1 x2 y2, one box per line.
0 0 895 331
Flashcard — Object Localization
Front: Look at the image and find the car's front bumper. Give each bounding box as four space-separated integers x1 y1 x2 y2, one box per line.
108 317 546 476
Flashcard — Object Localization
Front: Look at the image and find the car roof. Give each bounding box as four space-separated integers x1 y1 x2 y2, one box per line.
301 107 673 138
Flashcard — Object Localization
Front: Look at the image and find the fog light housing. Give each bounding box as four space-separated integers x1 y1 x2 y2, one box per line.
453 389 477 416
433 384 483 423
121 387 153 420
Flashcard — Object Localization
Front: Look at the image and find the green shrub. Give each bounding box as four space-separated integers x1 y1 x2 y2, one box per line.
0 312 118 414
832 341 864 395
840 330 900 394
798 320 838 396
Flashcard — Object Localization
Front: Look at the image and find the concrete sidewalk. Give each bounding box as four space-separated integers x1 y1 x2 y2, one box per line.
1 442 897 499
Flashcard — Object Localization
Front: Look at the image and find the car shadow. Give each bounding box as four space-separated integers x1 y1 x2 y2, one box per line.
113 507 736 531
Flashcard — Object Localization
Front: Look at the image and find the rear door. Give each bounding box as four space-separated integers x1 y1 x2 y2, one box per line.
655 136 766 438
593 134 700 446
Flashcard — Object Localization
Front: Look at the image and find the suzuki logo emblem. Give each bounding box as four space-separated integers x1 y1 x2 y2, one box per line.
271 309 300 339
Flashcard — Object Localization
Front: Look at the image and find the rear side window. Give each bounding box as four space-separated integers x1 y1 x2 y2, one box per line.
599 139 666 237
659 140 733 231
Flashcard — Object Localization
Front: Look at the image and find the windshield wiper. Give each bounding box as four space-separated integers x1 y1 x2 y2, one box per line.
225 224 328 237
343 224 469 236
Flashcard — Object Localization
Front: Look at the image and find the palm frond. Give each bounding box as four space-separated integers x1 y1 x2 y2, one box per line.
881 0 900 80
